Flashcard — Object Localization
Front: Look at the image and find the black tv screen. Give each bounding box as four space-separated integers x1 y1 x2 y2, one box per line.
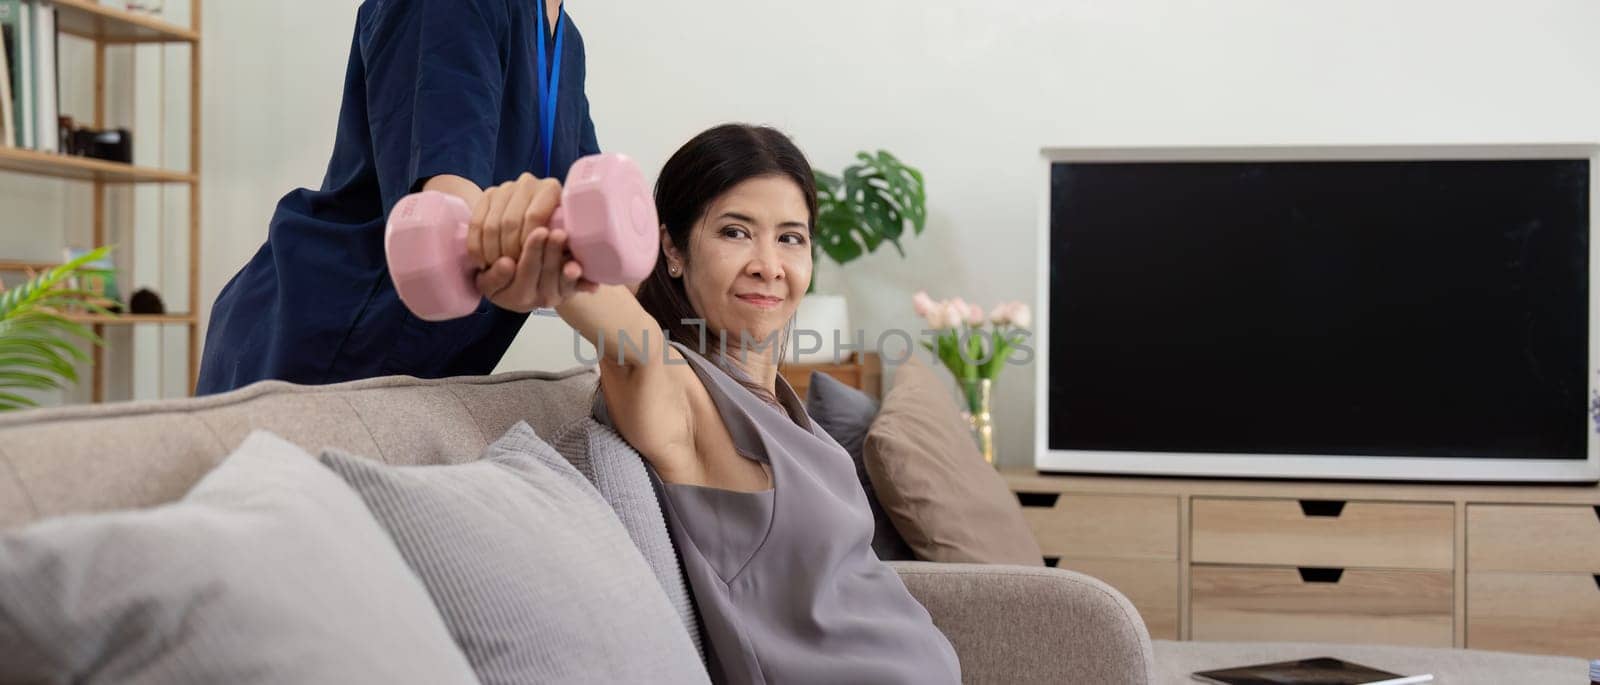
1048 158 1590 461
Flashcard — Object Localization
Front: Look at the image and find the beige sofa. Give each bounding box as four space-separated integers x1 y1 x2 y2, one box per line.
0 366 1156 683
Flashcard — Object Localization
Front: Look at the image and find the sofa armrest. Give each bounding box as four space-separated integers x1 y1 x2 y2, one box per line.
891 561 1155 684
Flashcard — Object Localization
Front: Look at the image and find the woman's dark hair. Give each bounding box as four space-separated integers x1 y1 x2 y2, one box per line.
635 124 817 406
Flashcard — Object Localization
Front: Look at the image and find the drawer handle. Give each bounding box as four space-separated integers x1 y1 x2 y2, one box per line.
1593 505 1599 523
1298 567 1345 584
1043 556 1061 568
1299 500 1347 518
1016 492 1061 508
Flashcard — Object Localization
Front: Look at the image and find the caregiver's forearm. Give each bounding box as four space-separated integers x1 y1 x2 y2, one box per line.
422 174 484 212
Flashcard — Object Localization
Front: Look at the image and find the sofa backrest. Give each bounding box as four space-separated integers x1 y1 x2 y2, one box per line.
0 366 707 659
0 368 601 528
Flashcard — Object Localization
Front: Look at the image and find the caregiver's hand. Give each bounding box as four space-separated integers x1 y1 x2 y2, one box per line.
468 173 597 312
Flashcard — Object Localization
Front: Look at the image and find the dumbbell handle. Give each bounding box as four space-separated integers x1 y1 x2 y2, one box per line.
386 193 580 315
385 153 659 322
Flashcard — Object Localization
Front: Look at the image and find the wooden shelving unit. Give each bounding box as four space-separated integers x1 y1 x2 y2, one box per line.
51 0 198 43
0 1 201 402
65 313 195 325
0 146 195 183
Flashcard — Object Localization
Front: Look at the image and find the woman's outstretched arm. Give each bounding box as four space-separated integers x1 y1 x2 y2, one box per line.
556 283 673 369
557 284 703 482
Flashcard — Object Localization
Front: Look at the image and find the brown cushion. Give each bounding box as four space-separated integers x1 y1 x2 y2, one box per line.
863 356 1043 565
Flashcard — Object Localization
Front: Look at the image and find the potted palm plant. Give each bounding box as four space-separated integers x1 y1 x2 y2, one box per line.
0 246 114 410
797 150 926 364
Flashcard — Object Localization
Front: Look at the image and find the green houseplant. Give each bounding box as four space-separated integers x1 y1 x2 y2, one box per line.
0 246 114 410
795 151 926 364
811 150 927 289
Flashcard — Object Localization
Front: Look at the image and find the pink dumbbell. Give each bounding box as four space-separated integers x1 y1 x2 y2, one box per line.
384 153 660 321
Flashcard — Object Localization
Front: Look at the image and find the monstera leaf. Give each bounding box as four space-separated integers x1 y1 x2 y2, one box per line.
812 150 926 290
0 246 115 410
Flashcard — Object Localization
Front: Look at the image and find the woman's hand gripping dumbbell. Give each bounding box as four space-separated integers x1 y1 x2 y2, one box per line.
384 153 660 321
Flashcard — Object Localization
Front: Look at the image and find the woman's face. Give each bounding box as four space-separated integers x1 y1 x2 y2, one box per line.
664 175 813 354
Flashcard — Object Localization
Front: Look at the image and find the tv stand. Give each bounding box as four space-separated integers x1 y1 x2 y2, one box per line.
1001 469 1600 659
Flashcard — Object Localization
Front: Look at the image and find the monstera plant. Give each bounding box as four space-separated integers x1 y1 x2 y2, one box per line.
811 150 927 290
0 246 114 410
795 151 926 364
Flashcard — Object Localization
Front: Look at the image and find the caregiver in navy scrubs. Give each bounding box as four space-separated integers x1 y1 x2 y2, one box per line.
198 0 597 394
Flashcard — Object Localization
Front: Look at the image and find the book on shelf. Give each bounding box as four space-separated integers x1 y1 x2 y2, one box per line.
0 19 12 148
0 0 29 149
0 0 59 152
31 0 55 153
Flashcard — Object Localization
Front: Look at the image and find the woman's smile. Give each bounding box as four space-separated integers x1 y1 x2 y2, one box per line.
735 293 784 309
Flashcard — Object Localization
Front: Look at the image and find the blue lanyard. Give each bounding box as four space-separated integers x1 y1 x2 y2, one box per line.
535 3 566 178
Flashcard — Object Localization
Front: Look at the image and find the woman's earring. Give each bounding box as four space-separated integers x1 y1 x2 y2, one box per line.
669 264 681 277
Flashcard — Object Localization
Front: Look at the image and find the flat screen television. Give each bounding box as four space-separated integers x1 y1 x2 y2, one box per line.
1034 144 1599 482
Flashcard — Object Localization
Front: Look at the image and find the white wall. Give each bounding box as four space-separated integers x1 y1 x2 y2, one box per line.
184 0 1595 466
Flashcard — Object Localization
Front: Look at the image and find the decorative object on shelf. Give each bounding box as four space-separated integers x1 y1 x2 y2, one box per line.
60 121 134 163
56 116 72 154
792 150 926 365
124 1 166 16
61 246 119 304
129 287 165 315
911 292 1031 464
0 246 115 410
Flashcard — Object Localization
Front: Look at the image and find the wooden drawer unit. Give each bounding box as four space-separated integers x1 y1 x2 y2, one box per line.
1193 498 1453 570
1191 566 1454 647
1015 492 1178 561
1467 571 1600 658
1003 469 1600 654
1059 558 1180 640
1467 505 1600 572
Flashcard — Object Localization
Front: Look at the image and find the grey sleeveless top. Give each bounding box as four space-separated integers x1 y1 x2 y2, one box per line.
593 340 961 685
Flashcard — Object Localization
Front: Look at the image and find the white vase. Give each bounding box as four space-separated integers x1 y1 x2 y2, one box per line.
791 294 853 365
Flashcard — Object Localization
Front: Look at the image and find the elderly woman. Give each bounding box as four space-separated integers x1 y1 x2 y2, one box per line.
480 123 960 684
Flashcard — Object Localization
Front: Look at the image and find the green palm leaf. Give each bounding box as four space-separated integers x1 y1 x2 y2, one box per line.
0 369 60 390
0 245 115 410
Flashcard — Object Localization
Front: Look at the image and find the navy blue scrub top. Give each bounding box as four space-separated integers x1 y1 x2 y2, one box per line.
197 0 598 395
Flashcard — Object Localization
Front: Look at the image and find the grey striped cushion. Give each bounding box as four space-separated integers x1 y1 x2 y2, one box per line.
0 430 478 684
319 421 708 684
547 414 704 661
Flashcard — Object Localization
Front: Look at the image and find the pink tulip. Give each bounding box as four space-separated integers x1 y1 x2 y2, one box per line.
1010 302 1031 329
989 302 1032 328
989 303 1012 326
941 301 967 330
965 302 985 326
912 290 936 318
